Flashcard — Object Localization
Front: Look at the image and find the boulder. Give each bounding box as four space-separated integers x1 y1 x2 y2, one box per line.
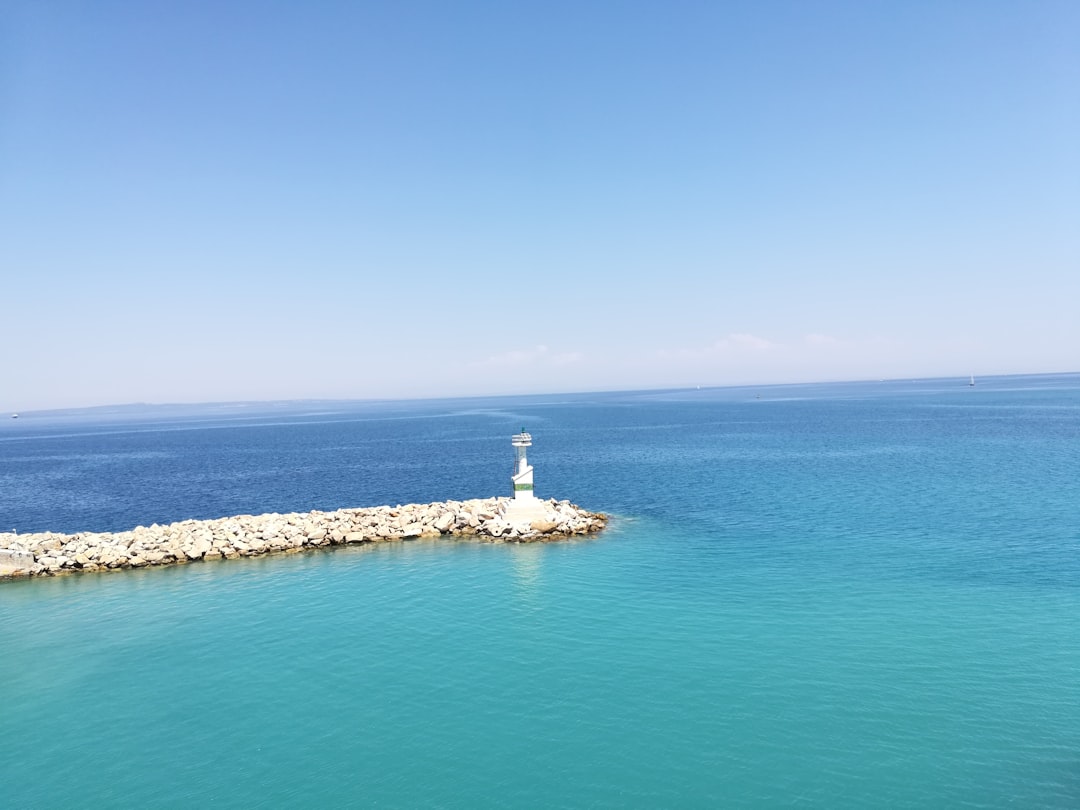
0 549 35 569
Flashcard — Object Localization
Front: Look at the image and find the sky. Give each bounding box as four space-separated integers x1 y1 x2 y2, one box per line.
1 1 1077 411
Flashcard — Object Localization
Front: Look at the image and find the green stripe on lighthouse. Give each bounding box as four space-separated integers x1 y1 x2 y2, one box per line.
514 483 534 491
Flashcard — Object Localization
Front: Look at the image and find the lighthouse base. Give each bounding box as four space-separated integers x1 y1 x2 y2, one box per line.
500 497 548 528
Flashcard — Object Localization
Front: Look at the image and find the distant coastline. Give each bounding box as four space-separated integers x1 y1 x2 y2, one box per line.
4 370 1079 419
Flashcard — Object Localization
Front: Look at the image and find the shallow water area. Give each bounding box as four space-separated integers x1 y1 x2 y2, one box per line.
2 375 1079 807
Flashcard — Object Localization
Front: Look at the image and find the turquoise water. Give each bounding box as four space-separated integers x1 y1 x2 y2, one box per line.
2 376 1079 807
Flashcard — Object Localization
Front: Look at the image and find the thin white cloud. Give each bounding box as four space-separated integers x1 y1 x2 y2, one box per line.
549 351 584 367
649 333 775 362
718 333 773 351
472 345 583 369
803 333 842 347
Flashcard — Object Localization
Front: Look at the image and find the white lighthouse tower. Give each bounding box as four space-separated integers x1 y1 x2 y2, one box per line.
511 428 535 502
503 428 548 525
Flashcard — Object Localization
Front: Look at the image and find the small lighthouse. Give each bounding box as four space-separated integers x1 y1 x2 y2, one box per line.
511 428 535 502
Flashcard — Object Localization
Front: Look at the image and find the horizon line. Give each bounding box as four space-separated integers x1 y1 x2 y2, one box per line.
6 369 1079 419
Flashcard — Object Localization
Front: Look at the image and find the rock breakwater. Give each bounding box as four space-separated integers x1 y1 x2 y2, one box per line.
0 497 607 579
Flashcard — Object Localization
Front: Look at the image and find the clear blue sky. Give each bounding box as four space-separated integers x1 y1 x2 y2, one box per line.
2 1 1077 410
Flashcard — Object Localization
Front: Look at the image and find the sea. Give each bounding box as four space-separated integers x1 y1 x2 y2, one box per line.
1 374 1078 808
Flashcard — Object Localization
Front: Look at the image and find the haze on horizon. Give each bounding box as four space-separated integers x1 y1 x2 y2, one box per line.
2 1 1077 412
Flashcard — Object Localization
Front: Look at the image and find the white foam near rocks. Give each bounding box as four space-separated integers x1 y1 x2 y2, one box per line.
0 497 608 579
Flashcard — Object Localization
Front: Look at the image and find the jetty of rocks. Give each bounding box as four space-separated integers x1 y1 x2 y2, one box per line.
0 497 607 579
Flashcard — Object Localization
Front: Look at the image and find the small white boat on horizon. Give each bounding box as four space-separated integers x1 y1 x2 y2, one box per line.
969 375 976 387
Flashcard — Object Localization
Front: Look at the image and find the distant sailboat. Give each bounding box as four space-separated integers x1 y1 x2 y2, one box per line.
968 375 976 387
10 413 17 419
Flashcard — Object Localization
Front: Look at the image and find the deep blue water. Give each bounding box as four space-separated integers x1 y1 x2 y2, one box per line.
2 375 1079 807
